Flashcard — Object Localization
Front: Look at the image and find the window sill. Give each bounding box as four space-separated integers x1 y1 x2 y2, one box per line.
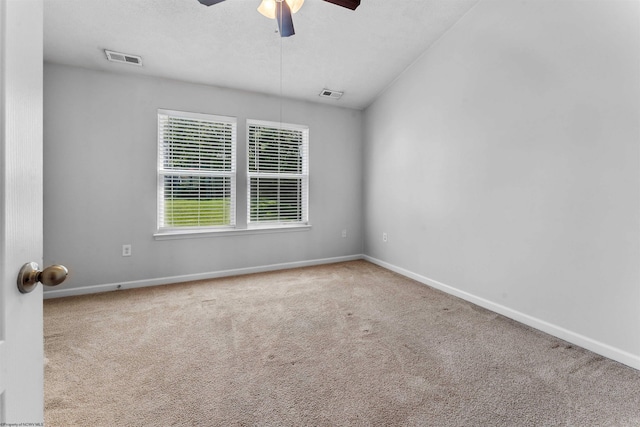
154 224 312 240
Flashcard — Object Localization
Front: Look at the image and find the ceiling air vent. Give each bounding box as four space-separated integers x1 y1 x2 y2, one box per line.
319 89 343 100
105 50 142 66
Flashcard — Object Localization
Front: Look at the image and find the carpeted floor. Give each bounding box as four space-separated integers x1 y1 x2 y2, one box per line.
44 260 640 426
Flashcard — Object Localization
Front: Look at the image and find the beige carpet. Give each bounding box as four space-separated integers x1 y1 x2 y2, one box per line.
44 260 640 426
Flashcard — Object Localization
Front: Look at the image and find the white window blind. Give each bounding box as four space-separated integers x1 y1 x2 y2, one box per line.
158 109 236 231
247 120 309 225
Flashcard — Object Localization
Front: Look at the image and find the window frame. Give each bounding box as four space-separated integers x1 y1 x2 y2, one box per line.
246 119 310 229
156 109 237 235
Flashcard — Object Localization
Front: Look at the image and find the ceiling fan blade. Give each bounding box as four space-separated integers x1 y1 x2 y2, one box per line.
322 0 360 10
196 0 226 6
276 1 295 37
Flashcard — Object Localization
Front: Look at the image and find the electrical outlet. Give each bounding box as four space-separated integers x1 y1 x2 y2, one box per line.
122 244 132 257
342 229 347 238
382 232 388 242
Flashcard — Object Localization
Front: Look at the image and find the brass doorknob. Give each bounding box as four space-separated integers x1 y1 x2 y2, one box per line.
17 262 68 294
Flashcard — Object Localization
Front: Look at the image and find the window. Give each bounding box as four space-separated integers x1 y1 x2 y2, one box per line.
157 109 236 232
247 120 309 226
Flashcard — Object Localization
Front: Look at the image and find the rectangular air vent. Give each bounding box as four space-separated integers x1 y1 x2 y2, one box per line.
105 50 142 66
319 89 343 100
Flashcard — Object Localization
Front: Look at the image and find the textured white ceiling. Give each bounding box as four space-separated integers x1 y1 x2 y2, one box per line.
44 0 479 110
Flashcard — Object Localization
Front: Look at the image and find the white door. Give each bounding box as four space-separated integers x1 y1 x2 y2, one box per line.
0 0 45 423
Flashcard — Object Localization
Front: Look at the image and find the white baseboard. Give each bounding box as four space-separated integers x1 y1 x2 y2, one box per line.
44 253 640 370
363 255 640 371
43 254 364 300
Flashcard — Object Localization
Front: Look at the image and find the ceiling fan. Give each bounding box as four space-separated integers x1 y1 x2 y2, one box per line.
196 0 361 37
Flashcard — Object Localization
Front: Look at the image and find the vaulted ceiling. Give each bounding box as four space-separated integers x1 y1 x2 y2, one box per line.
44 0 479 110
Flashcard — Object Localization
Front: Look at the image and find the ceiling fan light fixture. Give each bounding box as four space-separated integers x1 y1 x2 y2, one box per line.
257 0 277 19
287 0 304 14
258 0 304 19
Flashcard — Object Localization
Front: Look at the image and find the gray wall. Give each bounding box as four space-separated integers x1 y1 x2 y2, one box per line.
44 63 363 291
363 0 640 362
